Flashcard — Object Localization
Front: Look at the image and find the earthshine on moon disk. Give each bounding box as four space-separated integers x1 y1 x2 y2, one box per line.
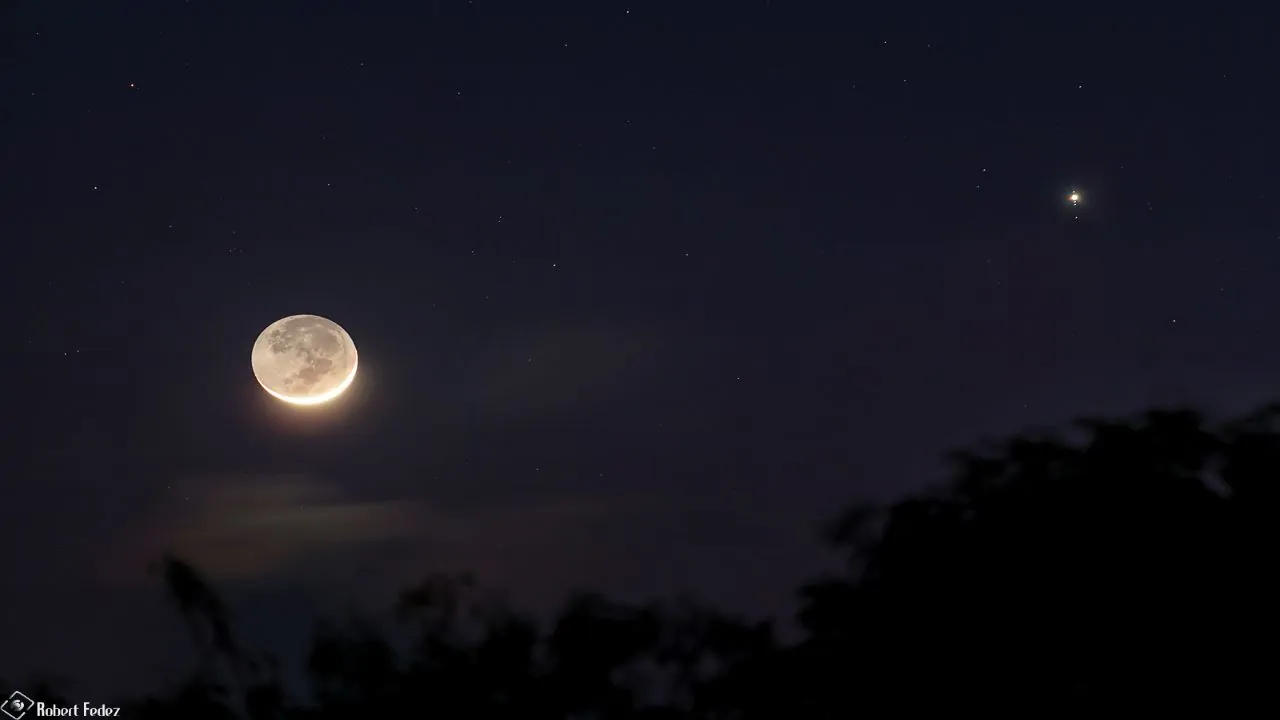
251 314 358 405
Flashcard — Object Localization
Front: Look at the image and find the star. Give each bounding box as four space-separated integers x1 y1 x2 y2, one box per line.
1067 190 1082 206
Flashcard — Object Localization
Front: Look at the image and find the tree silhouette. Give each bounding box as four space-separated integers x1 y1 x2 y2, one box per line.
18 402 1275 716
797 407 1271 712
151 555 243 674
124 556 286 719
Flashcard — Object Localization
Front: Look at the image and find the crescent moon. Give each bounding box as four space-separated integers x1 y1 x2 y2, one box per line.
264 357 358 406
250 314 359 405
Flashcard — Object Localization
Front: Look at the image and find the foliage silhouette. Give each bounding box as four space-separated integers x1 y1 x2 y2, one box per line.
795 407 1270 712
15 404 1275 716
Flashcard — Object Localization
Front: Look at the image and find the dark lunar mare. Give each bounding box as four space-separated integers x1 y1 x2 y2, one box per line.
266 317 347 394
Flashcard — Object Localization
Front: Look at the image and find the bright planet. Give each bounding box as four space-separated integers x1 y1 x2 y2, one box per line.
250 314 358 405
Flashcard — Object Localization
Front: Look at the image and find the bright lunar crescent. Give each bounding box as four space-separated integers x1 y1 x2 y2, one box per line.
251 314 358 405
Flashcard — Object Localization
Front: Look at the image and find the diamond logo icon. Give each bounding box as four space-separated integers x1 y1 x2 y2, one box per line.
0 691 33 720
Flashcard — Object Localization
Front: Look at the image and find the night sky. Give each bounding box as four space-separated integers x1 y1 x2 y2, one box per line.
4 1 1280 696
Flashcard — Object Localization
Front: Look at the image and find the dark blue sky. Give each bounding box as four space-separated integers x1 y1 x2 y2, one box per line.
3 0 1279 696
